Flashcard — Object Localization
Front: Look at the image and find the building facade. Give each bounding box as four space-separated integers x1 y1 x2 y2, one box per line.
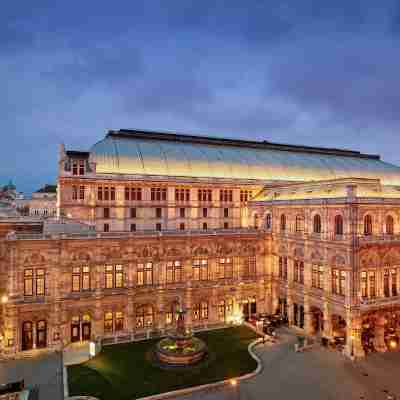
2 129 400 358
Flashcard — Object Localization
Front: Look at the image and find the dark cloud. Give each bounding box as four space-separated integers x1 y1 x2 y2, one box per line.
1 0 400 193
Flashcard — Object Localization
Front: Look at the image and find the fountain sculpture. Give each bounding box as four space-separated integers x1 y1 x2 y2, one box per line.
155 304 207 366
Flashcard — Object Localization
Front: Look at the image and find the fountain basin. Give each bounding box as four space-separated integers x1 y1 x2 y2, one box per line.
155 336 207 366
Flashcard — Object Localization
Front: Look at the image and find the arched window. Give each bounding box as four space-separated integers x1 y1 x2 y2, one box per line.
280 214 286 232
386 215 394 235
364 214 373 236
313 214 322 234
295 215 304 232
265 214 272 230
334 215 343 236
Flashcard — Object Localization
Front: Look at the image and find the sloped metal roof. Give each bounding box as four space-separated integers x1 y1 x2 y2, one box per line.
88 131 400 184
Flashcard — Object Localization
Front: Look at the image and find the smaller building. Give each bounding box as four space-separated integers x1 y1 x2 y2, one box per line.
19 184 57 218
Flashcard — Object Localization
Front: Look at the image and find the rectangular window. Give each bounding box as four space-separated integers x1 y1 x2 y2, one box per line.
110 187 116 201
130 223 136 232
115 311 124 331
339 271 346 295
72 185 78 201
115 265 123 288
98 186 103 201
175 188 190 202
125 187 129 201
104 223 110 232
202 208 208 218
156 208 162 218
384 269 390 297
104 207 110 219
79 186 85 200
131 187 142 201
105 265 114 289
244 256 256 278
312 265 318 288
166 261 182 283
220 189 233 202
224 208 229 218
369 271 376 298
294 261 299 282
299 261 304 284
192 259 208 281
130 208 137 218
104 312 113 334
240 190 252 203
79 160 85 175
82 266 90 290
24 269 33 296
332 269 339 295
104 187 109 201
202 222 208 230
198 189 212 202
218 258 233 279
36 269 45 296
151 187 167 201
137 262 153 286
72 267 81 292
156 223 162 231
224 222 229 229
361 271 368 298
179 222 185 231
180 208 185 218
72 160 78 176
392 269 397 296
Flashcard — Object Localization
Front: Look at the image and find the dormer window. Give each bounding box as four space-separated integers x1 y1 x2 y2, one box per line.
72 159 85 176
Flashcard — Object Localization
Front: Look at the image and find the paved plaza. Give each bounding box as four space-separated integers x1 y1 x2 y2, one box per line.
0 351 63 400
177 328 400 400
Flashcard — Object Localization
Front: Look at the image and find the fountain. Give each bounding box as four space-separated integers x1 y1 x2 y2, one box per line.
155 304 207 366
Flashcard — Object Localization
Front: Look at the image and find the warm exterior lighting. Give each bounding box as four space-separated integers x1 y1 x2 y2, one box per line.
1 295 8 304
230 379 238 386
228 310 244 325
390 340 397 349
89 341 96 357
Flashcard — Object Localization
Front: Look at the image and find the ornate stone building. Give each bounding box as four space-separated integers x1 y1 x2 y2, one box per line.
2 129 400 358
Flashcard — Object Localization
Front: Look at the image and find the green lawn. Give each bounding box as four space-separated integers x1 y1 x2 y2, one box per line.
68 326 258 400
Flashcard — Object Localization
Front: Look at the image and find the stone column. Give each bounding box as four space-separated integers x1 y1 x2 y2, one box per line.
257 279 267 314
322 300 332 339
287 292 294 326
93 300 103 340
345 310 365 358
303 293 312 336
126 298 135 336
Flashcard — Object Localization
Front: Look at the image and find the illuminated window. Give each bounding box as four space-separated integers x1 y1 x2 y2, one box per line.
115 311 124 331
295 215 304 232
193 301 208 321
24 269 33 296
166 261 182 284
392 269 397 296
137 262 153 286
105 265 114 289
36 269 45 296
72 267 81 292
136 305 153 328
312 265 324 289
192 259 208 281
218 258 233 279
243 256 256 278
104 312 113 334
115 265 123 288
361 271 368 298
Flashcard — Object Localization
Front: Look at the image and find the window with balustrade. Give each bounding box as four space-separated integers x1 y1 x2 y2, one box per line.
175 188 190 202
151 187 167 201
72 266 90 292
218 257 233 279
312 265 324 289
386 215 394 235
193 301 208 321
313 214 322 234
280 214 286 232
220 189 233 202
125 187 142 201
105 265 124 289
334 215 343 236
364 215 373 236
198 189 212 202
136 305 154 328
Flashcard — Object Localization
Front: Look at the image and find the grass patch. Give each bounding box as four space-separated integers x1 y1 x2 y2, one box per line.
68 325 258 400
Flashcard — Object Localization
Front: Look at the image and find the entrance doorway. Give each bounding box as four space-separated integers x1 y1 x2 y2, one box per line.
242 297 256 321
82 314 91 341
71 316 80 342
71 314 92 342
21 321 33 351
36 320 47 348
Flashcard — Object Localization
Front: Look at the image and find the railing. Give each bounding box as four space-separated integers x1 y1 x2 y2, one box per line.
359 295 400 309
8 227 262 241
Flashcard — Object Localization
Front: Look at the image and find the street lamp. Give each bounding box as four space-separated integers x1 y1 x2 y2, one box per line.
1 295 8 304
230 379 240 400
350 334 354 358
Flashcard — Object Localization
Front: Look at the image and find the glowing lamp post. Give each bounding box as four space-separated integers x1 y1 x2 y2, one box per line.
230 379 240 400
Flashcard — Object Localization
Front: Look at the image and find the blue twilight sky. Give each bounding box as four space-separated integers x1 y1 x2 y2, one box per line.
1 1 400 194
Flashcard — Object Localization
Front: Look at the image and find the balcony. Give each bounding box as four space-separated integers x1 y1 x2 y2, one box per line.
359 295 400 311
357 234 400 245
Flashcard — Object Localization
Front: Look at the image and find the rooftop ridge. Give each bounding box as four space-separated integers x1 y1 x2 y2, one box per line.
106 128 380 160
